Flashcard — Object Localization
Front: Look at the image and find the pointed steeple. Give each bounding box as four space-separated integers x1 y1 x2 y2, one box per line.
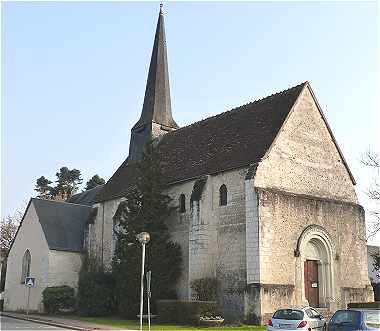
129 4 178 161
133 4 177 130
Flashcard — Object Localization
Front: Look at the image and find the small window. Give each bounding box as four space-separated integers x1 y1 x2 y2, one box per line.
21 249 31 284
219 184 227 206
179 194 186 213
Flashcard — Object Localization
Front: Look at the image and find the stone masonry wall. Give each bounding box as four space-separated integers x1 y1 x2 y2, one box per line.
48 250 82 290
90 199 122 270
165 167 248 318
257 188 371 319
255 85 358 204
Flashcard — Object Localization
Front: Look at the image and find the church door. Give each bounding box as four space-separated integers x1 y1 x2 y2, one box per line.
304 260 319 307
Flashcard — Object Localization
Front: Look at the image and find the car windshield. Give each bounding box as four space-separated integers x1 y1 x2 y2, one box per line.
364 311 380 328
273 309 304 320
331 310 361 326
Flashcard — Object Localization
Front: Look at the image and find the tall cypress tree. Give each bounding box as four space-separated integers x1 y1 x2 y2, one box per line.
112 140 182 317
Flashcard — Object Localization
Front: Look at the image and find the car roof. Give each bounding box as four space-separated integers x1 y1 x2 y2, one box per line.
349 308 380 312
277 305 310 310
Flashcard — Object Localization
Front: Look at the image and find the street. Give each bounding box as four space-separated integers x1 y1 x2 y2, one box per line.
0 316 72 330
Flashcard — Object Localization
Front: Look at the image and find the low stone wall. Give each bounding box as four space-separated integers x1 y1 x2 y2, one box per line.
341 286 374 308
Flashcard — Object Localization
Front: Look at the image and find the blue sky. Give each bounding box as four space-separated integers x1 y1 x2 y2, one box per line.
1 2 379 240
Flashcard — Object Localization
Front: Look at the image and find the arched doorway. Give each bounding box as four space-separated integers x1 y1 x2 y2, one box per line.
296 225 335 308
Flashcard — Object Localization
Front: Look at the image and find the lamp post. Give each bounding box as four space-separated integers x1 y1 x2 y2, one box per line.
136 232 150 331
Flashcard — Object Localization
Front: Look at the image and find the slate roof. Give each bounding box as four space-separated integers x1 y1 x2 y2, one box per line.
67 185 105 206
133 6 177 130
32 198 92 252
96 82 306 202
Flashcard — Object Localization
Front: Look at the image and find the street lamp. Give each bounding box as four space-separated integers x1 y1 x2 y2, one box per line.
136 232 150 331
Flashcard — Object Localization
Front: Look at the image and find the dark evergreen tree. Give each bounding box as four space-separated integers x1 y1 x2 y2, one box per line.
53 167 82 199
85 175 105 190
35 167 83 200
35 176 53 199
112 140 182 317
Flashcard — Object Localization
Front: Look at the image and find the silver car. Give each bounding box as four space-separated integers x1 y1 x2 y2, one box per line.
267 306 327 331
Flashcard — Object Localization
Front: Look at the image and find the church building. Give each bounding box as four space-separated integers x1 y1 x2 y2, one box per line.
4 5 373 323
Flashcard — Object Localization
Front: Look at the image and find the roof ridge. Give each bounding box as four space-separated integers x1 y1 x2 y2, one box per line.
32 197 92 208
163 81 308 138
70 184 105 197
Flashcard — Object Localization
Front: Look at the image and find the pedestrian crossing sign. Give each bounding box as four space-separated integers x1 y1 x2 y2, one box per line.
25 277 36 287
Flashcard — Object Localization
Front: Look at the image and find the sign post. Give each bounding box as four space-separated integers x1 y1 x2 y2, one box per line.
146 271 152 331
25 277 36 317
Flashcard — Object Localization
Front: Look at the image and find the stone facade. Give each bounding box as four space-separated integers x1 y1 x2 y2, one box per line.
4 203 49 312
89 84 373 323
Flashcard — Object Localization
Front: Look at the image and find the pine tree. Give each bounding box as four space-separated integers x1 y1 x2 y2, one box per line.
112 140 182 317
35 176 53 199
85 175 105 190
53 167 82 200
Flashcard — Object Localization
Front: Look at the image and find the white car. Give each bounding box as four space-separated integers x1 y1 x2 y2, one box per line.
267 306 327 331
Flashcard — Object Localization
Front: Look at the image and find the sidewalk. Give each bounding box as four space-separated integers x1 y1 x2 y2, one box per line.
1 311 138 331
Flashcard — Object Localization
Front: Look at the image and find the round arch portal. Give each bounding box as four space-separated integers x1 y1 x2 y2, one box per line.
295 225 335 308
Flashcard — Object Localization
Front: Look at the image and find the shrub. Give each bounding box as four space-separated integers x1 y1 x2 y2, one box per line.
372 283 380 301
190 277 218 301
348 301 380 309
77 271 115 316
157 300 218 325
42 286 75 314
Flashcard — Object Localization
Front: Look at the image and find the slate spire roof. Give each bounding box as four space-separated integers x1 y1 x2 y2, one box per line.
133 4 178 130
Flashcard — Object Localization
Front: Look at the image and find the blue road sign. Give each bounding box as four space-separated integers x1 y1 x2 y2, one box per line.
25 277 36 287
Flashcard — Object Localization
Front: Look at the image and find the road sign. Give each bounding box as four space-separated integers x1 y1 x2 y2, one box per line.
146 271 151 296
25 277 36 287
146 271 152 331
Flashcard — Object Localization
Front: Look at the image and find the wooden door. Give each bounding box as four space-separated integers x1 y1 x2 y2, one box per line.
304 260 319 307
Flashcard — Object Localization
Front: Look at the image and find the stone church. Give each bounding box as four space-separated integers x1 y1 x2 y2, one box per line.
4 5 373 322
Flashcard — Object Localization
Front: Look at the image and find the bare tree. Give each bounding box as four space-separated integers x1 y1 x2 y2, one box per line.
0 203 26 252
361 149 380 239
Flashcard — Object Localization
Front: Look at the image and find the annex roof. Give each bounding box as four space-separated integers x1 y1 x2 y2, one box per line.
67 185 104 206
32 198 92 252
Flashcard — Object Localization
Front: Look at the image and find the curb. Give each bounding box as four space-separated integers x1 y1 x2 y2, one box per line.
1 312 90 331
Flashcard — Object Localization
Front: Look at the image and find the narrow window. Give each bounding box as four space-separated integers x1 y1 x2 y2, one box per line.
21 249 31 284
179 194 186 213
219 184 228 206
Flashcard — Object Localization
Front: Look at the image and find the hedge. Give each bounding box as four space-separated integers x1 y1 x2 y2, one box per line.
77 271 115 316
190 277 218 301
157 300 218 325
348 301 380 309
42 286 75 314
372 283 380 301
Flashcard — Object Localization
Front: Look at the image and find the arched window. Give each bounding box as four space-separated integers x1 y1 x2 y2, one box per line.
21 250 31 284
219 185 228 206
179 194 186 213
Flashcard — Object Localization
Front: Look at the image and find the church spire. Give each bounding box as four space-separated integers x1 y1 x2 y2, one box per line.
133 3 177 130
129 4 178 161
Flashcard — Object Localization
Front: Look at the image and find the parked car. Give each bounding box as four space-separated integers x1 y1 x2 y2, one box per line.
267 306 326 331
328 309 380 331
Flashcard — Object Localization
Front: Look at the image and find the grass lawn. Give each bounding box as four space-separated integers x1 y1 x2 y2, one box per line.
77 317 266 331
